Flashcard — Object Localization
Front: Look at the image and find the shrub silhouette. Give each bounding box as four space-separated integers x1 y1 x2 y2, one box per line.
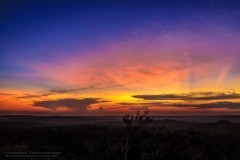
109 109 154 160
122 109 153 128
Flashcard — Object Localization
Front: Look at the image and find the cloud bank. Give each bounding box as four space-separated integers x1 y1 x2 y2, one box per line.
33 98 99 112
132 92 240 101
119 92 240 109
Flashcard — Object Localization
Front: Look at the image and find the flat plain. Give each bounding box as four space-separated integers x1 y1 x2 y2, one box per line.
0 115 240 160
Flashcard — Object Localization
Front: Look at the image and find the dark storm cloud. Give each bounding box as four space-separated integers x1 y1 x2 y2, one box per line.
98 107 105 113
33 98 99 112
132 92 240 101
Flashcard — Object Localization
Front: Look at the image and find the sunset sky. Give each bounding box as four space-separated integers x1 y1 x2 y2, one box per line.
1 0 240 115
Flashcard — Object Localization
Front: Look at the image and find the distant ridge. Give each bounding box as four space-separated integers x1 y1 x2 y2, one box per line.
216 119 232 124
161 119 185 123
1 115 34 117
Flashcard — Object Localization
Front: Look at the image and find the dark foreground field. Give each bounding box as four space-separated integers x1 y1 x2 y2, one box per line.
0 116 240 160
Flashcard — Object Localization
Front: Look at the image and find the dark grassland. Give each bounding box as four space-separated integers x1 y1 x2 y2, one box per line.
0 117 240 160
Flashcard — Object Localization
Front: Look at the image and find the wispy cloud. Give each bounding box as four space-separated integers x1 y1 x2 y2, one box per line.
0 93 14 96
43 88 80 94
16 84 126 100
16 87 91 99
17 94 43 99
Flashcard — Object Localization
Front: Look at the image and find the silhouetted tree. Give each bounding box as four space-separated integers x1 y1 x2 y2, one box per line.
122 109 153 128
109 109 154 160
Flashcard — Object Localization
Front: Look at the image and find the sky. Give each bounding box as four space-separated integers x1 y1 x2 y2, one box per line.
1 0 240 116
